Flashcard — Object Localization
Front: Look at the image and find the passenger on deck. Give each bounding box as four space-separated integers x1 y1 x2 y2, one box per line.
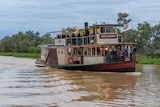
106 52 111 62
112 48 117 60
124 45 130 61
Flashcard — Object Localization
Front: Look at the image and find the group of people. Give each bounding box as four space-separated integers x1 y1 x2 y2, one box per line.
106 45 136 62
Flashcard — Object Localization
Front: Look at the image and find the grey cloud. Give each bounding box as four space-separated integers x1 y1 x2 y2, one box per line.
0 0 160 38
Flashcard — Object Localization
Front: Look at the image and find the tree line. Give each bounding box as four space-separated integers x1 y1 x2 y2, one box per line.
0 12 160 56
0 31 53 53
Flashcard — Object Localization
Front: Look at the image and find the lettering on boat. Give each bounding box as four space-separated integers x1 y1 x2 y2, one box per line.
99 34 117 38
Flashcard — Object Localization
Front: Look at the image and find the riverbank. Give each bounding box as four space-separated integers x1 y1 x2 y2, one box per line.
137 58 160 65
0 52 40 58
136 53 160 65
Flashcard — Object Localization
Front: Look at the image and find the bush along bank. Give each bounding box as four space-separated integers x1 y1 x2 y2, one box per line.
0 52 40 58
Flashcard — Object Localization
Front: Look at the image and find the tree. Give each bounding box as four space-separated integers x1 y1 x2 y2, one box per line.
137 22 152 52
0 36 12 52
151 23 160 50
123 30 138 42
117 12 132 26
42 34 53 44
0 31 53 53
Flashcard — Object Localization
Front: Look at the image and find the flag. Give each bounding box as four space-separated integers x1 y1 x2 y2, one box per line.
120 21 133 33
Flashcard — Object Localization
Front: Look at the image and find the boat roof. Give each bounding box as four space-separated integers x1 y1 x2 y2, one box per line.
90 24 120 27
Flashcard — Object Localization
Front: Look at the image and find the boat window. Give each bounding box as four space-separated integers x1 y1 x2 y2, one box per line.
66 39 71 46
112 27 116 33
84 36 89 45
101 27 105 33
110 27 113 33
97 47 101 55
106 27 110 33
92 48 95 56
93 27 95 35
96 27 100 33
110 26 116 33
72 38 76 46
88 48 91 56
106 26 116 33
62 35 65 38
73 48 76 55
67 47 71 54
77 48 82 56
84 48 87 56
87 37 90 44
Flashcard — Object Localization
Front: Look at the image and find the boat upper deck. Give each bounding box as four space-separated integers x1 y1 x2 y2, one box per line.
53 22 124 47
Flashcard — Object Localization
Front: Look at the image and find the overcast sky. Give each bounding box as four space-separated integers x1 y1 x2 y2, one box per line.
0 0 160 38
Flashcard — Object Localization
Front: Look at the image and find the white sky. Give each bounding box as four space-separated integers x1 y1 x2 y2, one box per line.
0 0 160 38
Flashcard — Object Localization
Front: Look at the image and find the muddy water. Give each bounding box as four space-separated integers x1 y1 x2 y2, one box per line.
0 56 160 107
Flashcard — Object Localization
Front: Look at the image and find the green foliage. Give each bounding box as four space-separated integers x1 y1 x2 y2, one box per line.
137 57 160 65
117 12 132 26
0 36 12 52
147 52 160 58
136 22 152 51
0 52 40 58
28 47 40 53
0 31 52 53
151 23 160 49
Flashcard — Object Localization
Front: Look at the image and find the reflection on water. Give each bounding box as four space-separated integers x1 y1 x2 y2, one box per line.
0 56 160 106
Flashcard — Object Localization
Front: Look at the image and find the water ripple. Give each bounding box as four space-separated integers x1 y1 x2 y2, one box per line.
1 57 160 106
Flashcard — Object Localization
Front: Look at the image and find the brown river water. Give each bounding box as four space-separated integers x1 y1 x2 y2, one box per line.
0 56 160 107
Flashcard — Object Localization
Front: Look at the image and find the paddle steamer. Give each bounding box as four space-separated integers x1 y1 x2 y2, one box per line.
37 22 137 72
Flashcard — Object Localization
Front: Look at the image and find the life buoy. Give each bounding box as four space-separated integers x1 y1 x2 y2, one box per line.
67 56 74 64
